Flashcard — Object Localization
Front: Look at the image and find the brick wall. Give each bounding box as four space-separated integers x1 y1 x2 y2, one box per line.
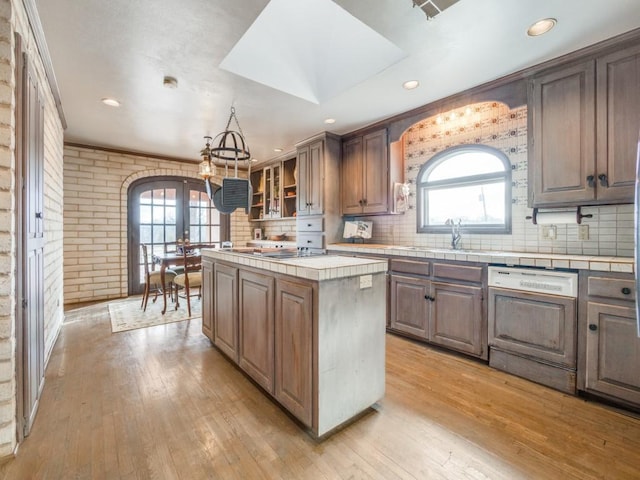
0 0 65 458
63 146 249 305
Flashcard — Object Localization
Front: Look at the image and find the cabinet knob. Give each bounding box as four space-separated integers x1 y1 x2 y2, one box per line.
307 240 312 244
588 324 598 331
363 198 368 205
598 174 608 187
424 295 435 302
35 212 43 219
621 287 631 295
358 199 363 206
586 175 595 188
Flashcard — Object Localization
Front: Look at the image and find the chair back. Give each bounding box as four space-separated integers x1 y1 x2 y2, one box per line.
180 247 202 277
140 243 152 277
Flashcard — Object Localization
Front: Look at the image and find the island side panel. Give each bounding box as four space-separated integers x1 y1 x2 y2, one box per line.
316 272 386 436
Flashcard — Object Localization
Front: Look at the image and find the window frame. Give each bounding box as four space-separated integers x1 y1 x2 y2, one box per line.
416 144 512 234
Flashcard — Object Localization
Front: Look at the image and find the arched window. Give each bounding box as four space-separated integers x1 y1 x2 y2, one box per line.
416 145 512 233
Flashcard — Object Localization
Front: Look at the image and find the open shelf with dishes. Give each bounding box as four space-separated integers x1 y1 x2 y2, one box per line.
249 155 296 221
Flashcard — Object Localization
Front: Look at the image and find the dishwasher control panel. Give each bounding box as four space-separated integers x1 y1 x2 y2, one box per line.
488 267 578 298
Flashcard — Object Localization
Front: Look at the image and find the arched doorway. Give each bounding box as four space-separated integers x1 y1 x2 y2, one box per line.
127 176 229 295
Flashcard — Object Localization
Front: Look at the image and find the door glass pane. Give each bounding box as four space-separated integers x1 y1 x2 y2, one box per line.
140 225 151 244
140 205 151 224
165 206 176 224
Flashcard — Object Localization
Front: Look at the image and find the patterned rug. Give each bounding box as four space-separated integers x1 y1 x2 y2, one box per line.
108 295 201 333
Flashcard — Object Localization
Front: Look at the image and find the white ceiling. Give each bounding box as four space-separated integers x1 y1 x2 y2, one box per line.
34 0 640 164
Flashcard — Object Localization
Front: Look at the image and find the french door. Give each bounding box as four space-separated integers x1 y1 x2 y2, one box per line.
127 177 229 295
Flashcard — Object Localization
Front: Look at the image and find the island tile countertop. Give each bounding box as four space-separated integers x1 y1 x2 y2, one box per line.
202 249 388 281
327 243 634 274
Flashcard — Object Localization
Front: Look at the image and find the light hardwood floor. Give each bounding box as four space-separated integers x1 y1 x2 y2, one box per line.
1 300 639 479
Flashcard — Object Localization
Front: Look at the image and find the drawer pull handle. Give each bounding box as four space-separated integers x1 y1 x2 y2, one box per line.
307 224 312 227
621 287 631 295
424 295 435 302
588 324 598 331
307 240 312 244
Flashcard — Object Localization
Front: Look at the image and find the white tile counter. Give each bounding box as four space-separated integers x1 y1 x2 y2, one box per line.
327 243 634 274
201 249 388 281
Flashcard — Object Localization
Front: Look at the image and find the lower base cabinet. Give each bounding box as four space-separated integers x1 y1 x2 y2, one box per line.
239 270 275 394
581 272 640 408
275 279 313 426
203 255 386 437
388 260 487 360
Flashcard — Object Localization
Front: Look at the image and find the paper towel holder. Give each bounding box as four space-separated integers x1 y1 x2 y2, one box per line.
526 207 593 225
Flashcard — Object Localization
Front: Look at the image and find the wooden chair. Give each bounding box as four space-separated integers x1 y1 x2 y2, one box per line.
173 248 203 317
140 243 177 312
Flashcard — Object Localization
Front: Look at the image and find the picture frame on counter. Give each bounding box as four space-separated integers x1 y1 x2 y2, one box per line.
253 228 262 240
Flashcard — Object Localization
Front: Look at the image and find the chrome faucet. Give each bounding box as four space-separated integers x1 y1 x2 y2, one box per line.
445 218 462 250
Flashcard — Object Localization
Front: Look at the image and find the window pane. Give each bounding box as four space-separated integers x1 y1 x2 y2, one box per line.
210 225 220 242
152 189 166 205
153 226 164 244
140 225 151 244
152 206 165 224
426 182 505 225
140 205 152 224
165 227 176 243
139 191 152 204
165 206 176 224
164 189 177 205
210 208 220 224
427 151 505 182
191 228 201 243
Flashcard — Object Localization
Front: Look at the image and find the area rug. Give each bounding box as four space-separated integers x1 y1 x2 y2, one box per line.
108 295 201 333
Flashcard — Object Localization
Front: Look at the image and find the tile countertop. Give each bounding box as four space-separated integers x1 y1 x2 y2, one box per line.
327 243 635 274
202 249 388 282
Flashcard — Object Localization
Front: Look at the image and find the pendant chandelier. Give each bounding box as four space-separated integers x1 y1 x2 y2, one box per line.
199 106 251 180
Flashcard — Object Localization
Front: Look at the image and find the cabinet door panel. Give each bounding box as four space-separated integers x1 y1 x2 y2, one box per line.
430 282 484 357
530 61 596 206
586 302 640 405
390 274 430 338
296 146 309 215
239 270 275 393
213 263 238 361
488 287 576 368
342 137 363 215
275 279 313 427
596 45 640 203
362 129 389 214
202 259 214 340
308 140 324 215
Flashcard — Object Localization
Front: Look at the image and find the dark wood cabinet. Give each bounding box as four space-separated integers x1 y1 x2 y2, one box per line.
529 42 640 207
213 262 238 362
238 270 275 394
295 133 342 250
341 129 402 216
201 258 214 341
275 279 313 426
341 129 390 215
579 272 640 408
529 61 596 207
297 140 324 216
388 259 487 360
430 282 483 357
595 44 640 203
390 273 430 339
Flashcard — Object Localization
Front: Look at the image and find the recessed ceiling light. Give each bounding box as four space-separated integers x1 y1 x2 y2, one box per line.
527 18 557 37
101 97 121 107
324 118 336 124
163 76 178 89
403 80 419 90
274 148 283 153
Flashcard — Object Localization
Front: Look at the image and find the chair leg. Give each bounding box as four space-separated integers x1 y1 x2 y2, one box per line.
186 286 192 317
142 281 150 312
175 285 180 310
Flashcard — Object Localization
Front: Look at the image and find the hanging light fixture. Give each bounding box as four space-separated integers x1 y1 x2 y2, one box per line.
198 135 216 179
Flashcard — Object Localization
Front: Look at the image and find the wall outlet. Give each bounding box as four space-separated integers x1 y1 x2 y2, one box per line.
359 275 372 289
578 224 589 240
541 225 557 240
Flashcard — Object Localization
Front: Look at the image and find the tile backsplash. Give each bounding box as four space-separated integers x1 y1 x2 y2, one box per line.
354 101 634 258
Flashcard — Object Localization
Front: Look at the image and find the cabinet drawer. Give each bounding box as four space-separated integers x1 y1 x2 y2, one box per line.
297 216 323 232
433 263 483 283
297 233 324 249
389 259 430 276
587 276 635 301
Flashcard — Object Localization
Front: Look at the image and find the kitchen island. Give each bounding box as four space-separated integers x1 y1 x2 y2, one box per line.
200 249 388 438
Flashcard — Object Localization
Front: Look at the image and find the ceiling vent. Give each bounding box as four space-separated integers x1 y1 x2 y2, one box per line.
412 0 461 19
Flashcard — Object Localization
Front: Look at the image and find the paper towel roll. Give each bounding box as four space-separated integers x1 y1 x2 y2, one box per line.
535 211 578 225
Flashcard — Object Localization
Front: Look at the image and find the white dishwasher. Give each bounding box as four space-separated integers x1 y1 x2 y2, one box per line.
487 266 579 394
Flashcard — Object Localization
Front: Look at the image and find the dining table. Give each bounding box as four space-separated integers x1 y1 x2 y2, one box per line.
152 250 202 314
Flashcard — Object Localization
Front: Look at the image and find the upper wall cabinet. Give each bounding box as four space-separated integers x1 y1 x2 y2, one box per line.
528 42 640 207
341 128 403 216
250 156 297 221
